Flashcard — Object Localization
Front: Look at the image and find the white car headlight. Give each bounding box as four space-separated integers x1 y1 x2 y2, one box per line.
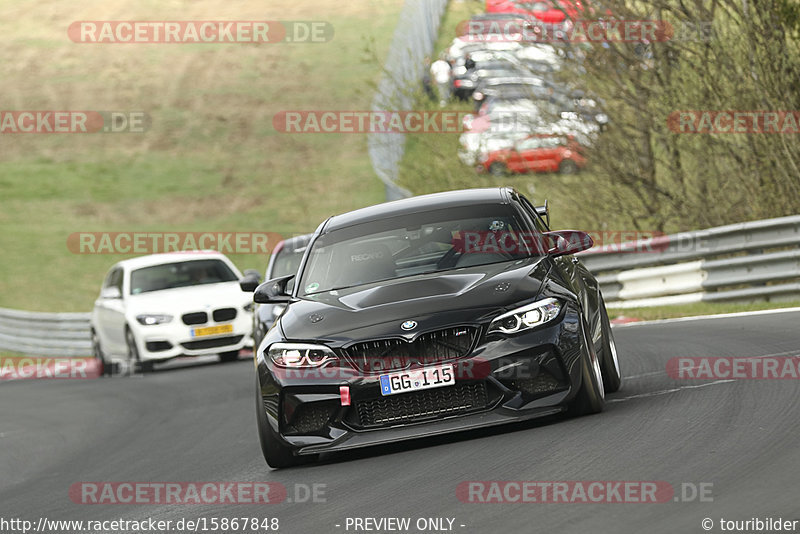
267 343 337 368
136 314 173 326
488 298 562 334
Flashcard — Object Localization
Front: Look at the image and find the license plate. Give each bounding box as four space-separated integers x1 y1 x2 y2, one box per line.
379 363 455 396
191 324 233 338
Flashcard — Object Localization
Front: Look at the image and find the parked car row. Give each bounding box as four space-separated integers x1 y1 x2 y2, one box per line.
434 2 609 176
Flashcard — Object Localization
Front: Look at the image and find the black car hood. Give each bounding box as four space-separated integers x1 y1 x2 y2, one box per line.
279 257 551 345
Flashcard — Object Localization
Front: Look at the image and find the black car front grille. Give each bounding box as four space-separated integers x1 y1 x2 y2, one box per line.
182 312 208 325
512 372 566 395
344 326 478 374
180 335 243 350
213 308 237 322
284 403 338 435
355 382 488 427
145 341 172 352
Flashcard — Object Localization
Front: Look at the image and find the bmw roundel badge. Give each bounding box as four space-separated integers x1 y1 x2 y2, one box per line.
401 320 417 331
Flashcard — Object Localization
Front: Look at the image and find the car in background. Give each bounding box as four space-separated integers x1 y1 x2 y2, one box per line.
486 0 590 23
90 251 253 373
459 131 529 166
446 37 523 64
242 234 313 350
473 78 554 110
454 64 529 99
246 187 621 467
479 134 586 175
468 97 602 145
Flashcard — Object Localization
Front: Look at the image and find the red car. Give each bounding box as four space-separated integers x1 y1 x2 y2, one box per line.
486 0 570 23
485 0 606 23
478 134 586 175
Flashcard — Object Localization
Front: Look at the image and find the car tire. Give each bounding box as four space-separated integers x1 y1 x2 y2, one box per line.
91 329 109 377
598 297 622 393
559 159 579 175
219 350 240 363
126 327 153 374
255 374 314 468
489 162 507 177
568 319 605 416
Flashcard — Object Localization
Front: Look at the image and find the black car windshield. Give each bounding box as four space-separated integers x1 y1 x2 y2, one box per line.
130 259 237 295
298 204 539 295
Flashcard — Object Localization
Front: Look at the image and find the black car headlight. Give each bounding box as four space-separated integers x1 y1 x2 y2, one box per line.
135 314 173 325
267 342 337 368
488 298 562 335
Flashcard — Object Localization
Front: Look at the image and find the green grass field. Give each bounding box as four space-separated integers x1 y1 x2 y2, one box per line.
0 0 403 312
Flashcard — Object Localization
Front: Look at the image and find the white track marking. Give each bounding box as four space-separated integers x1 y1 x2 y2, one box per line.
609 379 736 403
612 306 800 328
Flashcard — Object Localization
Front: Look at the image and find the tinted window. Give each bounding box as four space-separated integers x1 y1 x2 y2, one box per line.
271 246 305 278
298 204 539 295
103 268 123 292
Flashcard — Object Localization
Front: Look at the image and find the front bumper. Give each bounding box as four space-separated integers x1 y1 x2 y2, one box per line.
133 312 253 361
256 306 587 455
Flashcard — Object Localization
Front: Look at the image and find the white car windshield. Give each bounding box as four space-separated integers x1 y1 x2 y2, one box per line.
130 259 237 295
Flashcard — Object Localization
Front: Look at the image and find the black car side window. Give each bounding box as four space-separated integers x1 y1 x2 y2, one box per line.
519 195 549 232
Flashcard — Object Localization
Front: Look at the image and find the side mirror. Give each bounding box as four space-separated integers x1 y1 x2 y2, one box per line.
253 275 295 304
535 199 550 227
544 230 593 257
239 269 262 292
100 287 121 299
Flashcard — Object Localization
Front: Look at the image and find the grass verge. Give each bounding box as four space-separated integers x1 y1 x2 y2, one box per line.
0 0 404 311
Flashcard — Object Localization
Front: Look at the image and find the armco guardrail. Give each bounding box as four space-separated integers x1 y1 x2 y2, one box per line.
580 215 800 308
368 0 448 201
0 307 91 357
3 216 798 355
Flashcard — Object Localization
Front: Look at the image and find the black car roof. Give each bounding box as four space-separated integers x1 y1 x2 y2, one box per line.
321 188 512 233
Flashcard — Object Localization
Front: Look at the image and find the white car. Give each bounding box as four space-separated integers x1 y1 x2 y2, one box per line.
90 251 253 373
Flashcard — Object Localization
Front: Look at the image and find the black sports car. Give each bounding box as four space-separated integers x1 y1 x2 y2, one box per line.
242 187 622 467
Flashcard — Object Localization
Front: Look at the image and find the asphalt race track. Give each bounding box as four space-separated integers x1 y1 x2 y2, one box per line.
2 309 799 534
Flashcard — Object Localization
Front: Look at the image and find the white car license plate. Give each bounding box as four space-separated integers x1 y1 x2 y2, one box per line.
191 324 234 338
379 363 455 396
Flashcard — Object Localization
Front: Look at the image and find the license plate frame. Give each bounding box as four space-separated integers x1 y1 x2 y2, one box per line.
379 363 455 396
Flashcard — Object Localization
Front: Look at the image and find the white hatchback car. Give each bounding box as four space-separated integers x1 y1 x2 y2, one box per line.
90 252 253 373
